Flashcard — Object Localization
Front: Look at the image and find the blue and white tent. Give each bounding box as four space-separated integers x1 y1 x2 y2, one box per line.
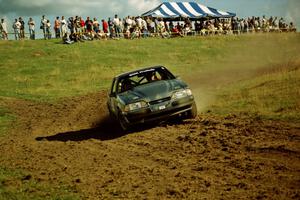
141 2 236 19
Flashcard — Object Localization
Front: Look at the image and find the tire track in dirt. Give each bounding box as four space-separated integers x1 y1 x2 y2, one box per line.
0 92 300 199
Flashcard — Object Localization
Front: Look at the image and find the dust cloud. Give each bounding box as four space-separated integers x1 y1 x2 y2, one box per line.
182 34 300 112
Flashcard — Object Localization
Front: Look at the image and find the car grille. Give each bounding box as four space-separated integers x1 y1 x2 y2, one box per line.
149 97 171 105
127 104 192 123
145 105 191 120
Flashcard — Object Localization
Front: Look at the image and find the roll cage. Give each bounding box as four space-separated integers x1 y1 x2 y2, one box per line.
110 66 175 95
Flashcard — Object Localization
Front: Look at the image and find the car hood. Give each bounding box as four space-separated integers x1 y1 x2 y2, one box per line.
118 79 188 104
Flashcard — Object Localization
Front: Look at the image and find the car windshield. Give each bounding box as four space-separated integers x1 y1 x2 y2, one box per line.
117 67 174 93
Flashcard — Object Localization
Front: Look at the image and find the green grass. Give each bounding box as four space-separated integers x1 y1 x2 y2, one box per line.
0 37 262 100
1 34 299 101
209 63 300 121
0 167 80 200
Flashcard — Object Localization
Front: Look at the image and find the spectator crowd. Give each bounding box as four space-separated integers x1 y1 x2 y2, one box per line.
0 14 297 42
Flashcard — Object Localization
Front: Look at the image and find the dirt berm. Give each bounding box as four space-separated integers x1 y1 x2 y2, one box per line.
0 91 299 199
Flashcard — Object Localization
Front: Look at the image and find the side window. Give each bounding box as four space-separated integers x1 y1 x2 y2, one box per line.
116 79 124 93
111 78 118 94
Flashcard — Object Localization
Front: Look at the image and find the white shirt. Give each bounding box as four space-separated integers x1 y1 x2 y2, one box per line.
93 20 99 27
46 22 51 28
126 18 132 26
159 21 165 28
41 18 47 27
61 19 67 29
141 19 147 30
28 20 35 30
113 17 120 26
13 21 21 29
136 17 142 28
1 22 7 32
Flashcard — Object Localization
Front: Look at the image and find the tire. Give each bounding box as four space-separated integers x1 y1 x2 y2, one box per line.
118 111 130 131
187 102 197 119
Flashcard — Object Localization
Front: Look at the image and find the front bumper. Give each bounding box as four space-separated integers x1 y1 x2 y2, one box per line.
122 96 195 125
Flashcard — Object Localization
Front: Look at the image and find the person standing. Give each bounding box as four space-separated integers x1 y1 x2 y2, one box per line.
54 16 61 38
80 17 85 34
0 18 8 40
108 17 114 37
60 16 68 37
85 17 93 33
67 17 74 35
28 17 35 40
136 16 142 29
125 16 132 31
93 18 100 33
13 19 21 40
19 17 25 39
73 17 79 34
113 14 121 38
141 17 149 38
102 19 108 34
40 15 47 39
46 20 51 39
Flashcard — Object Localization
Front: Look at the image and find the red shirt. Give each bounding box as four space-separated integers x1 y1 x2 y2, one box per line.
102 21 108 33
81 19 85 28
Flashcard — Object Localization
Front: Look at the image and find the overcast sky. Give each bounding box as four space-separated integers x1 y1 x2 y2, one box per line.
0 0 299 30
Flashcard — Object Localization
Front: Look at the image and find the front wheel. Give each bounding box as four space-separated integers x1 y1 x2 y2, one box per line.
187 102 197 119
118 111 130 131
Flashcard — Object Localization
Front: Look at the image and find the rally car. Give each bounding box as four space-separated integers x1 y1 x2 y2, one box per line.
107 66 197 130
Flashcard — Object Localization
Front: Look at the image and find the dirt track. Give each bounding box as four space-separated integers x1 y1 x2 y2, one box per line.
0 91 299 199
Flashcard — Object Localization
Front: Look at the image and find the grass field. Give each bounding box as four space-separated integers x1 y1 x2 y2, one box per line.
209 60 300 121
0 33 300 199
0 34 298 100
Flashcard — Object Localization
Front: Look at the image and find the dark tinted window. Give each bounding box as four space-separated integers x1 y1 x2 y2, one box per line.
117 67 175 93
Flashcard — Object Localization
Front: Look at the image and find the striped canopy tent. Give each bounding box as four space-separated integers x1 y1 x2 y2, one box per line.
141 1 236 19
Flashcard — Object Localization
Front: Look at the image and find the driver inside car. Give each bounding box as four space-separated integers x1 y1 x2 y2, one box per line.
121 79 133 92
146 72 160 82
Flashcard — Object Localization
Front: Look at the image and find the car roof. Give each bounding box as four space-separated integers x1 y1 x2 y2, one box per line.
114 66 166 79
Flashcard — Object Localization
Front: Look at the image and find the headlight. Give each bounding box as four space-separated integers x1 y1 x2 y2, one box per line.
124 101 147 112
172 89 192 100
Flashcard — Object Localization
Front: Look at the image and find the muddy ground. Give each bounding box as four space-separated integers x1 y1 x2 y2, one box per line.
0 91 299 199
